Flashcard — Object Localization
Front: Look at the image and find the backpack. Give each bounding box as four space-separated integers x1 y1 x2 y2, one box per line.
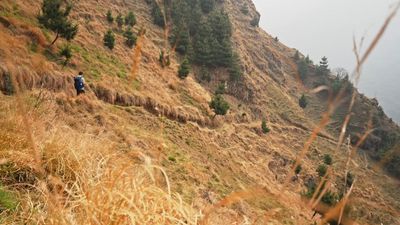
74 76 84 90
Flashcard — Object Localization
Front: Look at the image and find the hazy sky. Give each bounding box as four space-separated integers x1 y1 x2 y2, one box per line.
253 0 400 123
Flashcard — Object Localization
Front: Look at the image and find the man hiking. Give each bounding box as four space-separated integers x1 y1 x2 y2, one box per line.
74 72 85 95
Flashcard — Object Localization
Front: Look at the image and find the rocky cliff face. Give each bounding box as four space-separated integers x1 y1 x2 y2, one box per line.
0 0 399 224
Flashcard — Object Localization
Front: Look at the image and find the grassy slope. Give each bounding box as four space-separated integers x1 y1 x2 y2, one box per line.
0 0 399 224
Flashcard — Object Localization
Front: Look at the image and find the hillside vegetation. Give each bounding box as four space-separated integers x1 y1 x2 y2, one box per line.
0 0 400 224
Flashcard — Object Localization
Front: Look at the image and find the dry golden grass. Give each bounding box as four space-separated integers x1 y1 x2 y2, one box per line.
0 95 201 224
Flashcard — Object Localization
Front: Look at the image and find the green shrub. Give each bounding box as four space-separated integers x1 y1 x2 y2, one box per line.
297 59 309 80
303 180 338 206
295 164 302 175
116 13 124 28
125 11 136 27
305 55 312 64
250 14 260 27
124 28 137 48
229 53 243 81
317 164 327 177
200 66 211 82
178 58 190 79
331 69 353 95
346 172 354 187
106 10 114 23
59 44 72 66
299 94 308 109
386 155 400 178
209 94 230 116
215 83 226 95
168 156 176 162
103 30 115 50
2 73 14 95
321 190 338 206
38 0 78 45
170 26 191 55
261 119 270 134
158 50 170 67
200 0 215 13
323 154 333 165
151 3 164 27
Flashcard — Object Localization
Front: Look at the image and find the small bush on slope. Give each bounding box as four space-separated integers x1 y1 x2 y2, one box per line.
209 94 230 116
106 10 114 23
103 30 115 50
124 11 136 27
178 58 191 79
317 164 327 177
124 28 137 48
116 13 124 28
59 44 72 66
299 94 308 109
261 119 270 134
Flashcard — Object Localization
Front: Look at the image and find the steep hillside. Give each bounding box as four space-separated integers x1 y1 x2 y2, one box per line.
0 0 399 224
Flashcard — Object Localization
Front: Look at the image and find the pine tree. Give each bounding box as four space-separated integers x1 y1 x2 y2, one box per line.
193 20 212 66
297 59 308 80
323 154 333 165
250 13 260 27
106 10 114 23
305 55 312 64
151 3 164 27
317 164 327 177
178 58 190 79
261 119 270 134
209 94 230 116
346 172 354 187
59 44 72 66
229 53 243 81
103 30 115 50
38 0 78 45
295 165 302 175
215 38 233 67
332 75 342 95
200 66 211 82
317 56 330 76
124 28 137 48
170 25 190 55
200 0 215 13
116 13 124 28
209 10 232 43
299 94 308 109
125 11 136 27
